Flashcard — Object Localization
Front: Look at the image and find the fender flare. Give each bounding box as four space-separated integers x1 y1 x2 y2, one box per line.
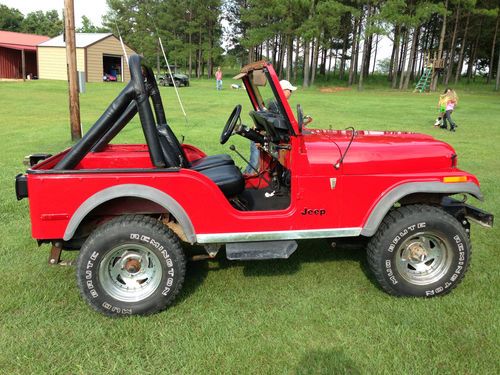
63 184 196 243
360 182 483 237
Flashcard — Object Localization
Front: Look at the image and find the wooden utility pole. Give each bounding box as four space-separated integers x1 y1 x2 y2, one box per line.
64 0 81 141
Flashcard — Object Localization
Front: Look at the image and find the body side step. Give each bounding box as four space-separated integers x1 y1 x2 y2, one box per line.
226 240 298 260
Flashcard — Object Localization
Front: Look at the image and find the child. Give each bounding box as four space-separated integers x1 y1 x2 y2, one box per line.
434 91 448 127
215 67 223 90
441 88 458 132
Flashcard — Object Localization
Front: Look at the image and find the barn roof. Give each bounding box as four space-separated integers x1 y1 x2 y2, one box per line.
0 30 50 51
38 33 114 48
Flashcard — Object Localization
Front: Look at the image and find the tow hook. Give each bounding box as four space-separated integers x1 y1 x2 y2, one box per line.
48 241 74 266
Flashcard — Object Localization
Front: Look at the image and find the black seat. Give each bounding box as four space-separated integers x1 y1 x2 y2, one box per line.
190 154 234 171
199 164 245 197
157 124 234 171
157 125 244 197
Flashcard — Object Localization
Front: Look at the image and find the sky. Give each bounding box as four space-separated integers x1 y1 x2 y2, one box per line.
0 0 108 27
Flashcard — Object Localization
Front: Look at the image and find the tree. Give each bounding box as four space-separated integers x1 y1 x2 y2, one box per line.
487 7 499 84
400 1 443 90
444 2 461 86
77 16 109 33
430 0 448 91
0 4 23 32
99 0 500 88
379 0 407 88
454 11 471 84
496 46 500 90
21 10 63 37
358 3 372 90
376 57 391 74
105 0 223 78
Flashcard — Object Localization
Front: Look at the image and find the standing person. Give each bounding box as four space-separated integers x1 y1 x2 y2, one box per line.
434 90 448 127
215 66 223 91
441 88 458 132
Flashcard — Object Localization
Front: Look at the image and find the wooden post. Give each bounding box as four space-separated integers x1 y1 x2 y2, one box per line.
21 49 26 81
64 0 81 141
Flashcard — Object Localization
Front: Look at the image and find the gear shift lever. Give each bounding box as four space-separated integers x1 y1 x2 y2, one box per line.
229 145 270 184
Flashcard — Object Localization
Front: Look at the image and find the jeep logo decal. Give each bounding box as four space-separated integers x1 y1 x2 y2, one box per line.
301 208 326 216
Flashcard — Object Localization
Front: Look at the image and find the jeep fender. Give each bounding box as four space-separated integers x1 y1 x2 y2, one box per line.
360 182 483 237
63 184 196 243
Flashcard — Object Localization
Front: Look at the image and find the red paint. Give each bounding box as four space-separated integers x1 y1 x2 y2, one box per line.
25 132 477 240
0 31 50 49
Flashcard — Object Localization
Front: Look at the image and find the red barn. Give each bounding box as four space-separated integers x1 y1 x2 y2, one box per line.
0 31 50 80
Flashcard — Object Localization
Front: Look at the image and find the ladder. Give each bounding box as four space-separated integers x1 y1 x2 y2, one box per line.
414 67 432 93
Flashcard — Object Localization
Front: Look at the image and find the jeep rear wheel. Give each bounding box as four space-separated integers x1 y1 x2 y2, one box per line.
76 215 186 316
367 205 470 297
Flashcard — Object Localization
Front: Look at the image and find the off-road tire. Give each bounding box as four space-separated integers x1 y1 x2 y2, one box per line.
76 215 186 317
367 205 470 297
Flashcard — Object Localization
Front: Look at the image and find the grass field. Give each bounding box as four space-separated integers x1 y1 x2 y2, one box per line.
0 76 499 374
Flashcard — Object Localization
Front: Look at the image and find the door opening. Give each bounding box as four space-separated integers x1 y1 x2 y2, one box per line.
102 54 123 82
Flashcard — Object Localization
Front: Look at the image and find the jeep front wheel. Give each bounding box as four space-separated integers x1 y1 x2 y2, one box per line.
367 205 470 297
76 215 186 316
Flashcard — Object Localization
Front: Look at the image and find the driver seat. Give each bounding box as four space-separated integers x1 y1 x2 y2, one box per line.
157 125 244 197
157 124 234 171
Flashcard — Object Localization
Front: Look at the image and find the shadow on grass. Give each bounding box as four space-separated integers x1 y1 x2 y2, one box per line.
186 238 372 276
175 252 211 304
295 348 361 375
239 239 366 277
175 238 384 304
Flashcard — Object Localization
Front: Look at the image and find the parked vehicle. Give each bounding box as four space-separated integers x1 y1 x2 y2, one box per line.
16 55 493 317
158 72 189 87
103 73 117 82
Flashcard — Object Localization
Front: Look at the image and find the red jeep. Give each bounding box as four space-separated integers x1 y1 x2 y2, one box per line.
16 56 493 316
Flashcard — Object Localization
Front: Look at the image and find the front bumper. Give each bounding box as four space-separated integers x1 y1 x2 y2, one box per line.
442 197 494 228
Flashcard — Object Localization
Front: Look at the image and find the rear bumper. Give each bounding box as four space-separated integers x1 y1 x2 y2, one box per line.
442 197 494 228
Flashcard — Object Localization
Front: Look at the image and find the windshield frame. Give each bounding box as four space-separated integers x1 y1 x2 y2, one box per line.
236 61 299 136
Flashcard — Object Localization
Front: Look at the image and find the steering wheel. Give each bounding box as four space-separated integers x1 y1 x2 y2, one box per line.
220 104 242 144
297 104 304 132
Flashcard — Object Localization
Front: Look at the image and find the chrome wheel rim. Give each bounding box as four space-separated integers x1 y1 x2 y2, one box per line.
99 244 162 302
395 232 453 285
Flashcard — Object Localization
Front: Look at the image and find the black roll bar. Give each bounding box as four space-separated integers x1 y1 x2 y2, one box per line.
53 54 167 170
53 82 135 170
129 55 165 167
91 100 138 152
144 66 167 125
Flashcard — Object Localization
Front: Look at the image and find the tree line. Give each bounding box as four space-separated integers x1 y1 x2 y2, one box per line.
0 5 63 37
224 0 499 90
1 1 499 90
0 5 108 36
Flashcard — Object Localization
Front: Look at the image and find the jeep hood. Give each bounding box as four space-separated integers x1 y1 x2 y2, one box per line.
302 129 456 174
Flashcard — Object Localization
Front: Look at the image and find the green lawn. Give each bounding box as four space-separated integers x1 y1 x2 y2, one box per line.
0 77 498 374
